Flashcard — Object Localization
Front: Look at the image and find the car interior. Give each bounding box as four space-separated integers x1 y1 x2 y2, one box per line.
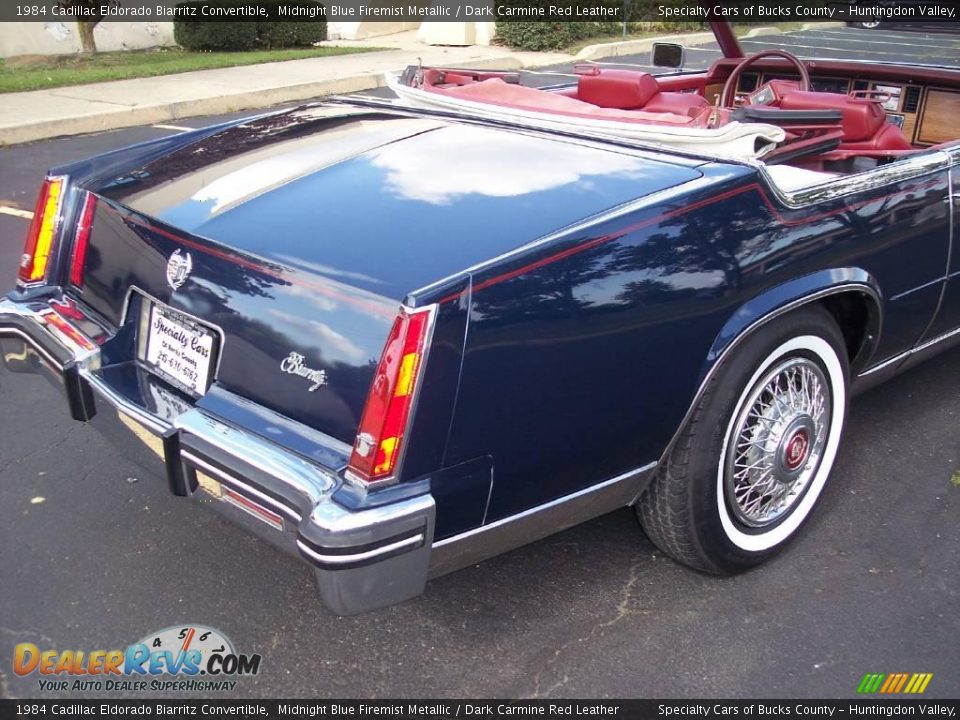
407 49 960 192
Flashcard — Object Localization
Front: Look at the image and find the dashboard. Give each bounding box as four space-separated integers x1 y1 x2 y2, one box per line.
705 70 959 147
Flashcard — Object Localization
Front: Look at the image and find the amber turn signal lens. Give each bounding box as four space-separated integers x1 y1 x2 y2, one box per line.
347 306 434 485
18 177 65 285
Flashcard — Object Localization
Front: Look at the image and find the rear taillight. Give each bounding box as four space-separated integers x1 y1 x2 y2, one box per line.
346 305 435 486
18 176 66 285
69 192 97 287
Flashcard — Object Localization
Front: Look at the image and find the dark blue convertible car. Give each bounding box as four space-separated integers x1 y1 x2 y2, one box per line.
2 21 959 614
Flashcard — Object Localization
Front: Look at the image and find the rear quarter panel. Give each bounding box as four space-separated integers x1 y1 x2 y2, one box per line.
434 159 950 525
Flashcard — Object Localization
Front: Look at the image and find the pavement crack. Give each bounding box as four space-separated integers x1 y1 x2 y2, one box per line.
2 424 83 473
527 562 643 699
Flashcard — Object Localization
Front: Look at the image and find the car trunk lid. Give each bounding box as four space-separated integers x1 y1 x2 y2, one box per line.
71 106 703 444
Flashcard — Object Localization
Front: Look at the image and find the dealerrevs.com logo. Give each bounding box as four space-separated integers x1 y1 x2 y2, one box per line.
14 625 261 693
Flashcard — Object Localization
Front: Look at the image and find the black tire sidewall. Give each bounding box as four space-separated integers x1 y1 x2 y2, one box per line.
684 307 849 572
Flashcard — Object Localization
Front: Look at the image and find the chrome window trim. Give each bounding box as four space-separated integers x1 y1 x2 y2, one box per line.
757 150 951 208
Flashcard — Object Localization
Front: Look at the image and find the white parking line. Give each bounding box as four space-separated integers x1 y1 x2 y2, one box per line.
740 38 924 58
0 206 33 220
782 30 960 52
152 124 194 132
814 28 960 43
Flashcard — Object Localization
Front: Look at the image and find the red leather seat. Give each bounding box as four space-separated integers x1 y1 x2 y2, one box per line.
577 69 709 115
780 90 912 151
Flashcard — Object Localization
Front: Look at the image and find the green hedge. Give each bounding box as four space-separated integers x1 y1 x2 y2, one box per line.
494 22 601 52
174 15 258 51
173 1 327 51
495 0 704 50
257 20 327 49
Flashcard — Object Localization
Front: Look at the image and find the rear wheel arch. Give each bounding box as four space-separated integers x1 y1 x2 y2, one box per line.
656 278 880 472
705 273 881 376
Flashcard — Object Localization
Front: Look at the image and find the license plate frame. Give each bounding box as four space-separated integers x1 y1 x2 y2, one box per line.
137 297 219 398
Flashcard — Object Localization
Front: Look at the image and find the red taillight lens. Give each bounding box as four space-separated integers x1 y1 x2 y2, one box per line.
18 177 65 284
347 306 434 485
69 192 97 287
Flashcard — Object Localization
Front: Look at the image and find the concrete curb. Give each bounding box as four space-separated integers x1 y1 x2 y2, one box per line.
0 23 847 146
575 31 715 61
0 54 524 146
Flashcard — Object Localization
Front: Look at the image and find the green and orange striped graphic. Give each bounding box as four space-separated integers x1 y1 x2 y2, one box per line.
857 673 934 694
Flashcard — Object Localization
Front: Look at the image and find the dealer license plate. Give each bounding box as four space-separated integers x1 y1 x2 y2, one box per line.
140 300 217 397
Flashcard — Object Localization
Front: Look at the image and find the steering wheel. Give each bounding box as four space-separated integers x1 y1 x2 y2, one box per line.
720 50 811 108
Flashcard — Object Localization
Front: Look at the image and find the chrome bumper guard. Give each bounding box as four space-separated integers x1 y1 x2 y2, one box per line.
0 296 435 615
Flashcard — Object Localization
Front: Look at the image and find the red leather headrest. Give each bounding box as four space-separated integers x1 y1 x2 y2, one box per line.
780 91 886 143
578 69 659 110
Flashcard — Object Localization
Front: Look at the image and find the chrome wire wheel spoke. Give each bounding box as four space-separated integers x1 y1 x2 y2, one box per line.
724 357 831 529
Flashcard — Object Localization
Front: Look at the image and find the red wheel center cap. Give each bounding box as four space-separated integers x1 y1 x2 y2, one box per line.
785 431 809 470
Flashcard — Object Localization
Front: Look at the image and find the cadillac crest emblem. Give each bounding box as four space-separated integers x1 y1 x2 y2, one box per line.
166 249 193 291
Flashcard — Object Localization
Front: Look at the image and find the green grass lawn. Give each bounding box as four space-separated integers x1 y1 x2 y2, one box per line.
0 45 384 94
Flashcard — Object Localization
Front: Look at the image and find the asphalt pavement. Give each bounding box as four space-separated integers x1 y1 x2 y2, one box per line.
0 26 958 700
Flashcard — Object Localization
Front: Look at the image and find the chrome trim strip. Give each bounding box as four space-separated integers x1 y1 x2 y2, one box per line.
889 274 947 303
433 460 656 549
182 450 302 523
859 325 960 378
176 409 337 506
0 326 64 370
0 298 100 371
296 533 424 566
758 150 950 209
309 491 434 536
657 283 881 467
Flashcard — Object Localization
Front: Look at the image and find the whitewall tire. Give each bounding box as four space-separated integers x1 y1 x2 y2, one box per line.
636 306 850 573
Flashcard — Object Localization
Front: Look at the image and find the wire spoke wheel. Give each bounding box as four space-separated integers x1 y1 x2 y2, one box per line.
637 306 849 572
724 357 831 529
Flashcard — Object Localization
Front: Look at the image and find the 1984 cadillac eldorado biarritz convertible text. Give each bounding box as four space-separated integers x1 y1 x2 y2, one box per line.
3 20 959 614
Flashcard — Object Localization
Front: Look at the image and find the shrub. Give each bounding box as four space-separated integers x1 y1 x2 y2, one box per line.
173 8 258 51
495 22 606 51
256 22 326 48
257 1 327 47
174 1 327 52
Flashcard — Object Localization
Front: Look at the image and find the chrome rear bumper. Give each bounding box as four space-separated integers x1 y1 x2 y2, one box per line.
0 295 435 615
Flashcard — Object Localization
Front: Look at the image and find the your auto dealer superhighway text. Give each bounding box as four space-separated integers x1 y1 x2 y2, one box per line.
660 706 956 718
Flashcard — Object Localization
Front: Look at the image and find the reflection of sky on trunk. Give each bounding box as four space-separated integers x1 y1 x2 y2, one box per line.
368 125 653 205
114 121 701 301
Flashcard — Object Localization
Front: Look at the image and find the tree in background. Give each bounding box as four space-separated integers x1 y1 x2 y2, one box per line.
56 0 120 53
